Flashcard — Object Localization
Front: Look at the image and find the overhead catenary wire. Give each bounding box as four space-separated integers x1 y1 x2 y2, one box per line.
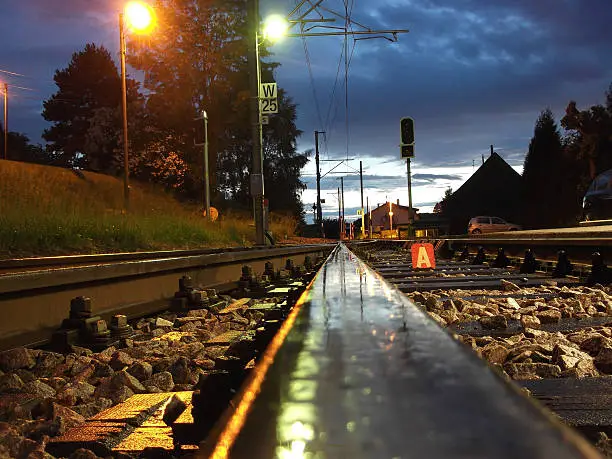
300 23 325 131
0 68 26 78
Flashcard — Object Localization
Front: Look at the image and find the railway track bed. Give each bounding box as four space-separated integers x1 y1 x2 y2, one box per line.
0 248 330 458
359 241 612 454
5 238 612 457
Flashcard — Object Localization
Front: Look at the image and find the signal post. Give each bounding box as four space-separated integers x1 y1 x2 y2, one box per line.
400 117 415 236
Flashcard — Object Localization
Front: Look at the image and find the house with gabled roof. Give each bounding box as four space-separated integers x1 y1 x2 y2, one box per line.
443 152 523 234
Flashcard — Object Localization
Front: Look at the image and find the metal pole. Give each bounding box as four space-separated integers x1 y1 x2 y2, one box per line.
3 83 7 160
338 186 341 240
341 176 345 240
248 0 265 245
203 111 211 221
315 131 322 229
367 196 370 238
360 160 364 237
119 13 130 212
367 196 371 239
407 158 413 237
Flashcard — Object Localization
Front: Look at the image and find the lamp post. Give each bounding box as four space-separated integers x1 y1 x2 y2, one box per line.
245 9 290 246
247 0 265 245
3 83 7 160
203 111 211 222
119 2 154 212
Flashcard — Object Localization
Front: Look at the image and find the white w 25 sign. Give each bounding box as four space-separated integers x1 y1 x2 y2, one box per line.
260 99 278 114
260 82 278 114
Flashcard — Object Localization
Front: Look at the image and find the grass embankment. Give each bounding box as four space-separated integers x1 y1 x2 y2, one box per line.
0 160 298 258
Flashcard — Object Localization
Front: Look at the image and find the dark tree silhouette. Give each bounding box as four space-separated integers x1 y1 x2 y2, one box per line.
522 109 565 228
433 187 453 214
561 84 612 180
42 44 144 172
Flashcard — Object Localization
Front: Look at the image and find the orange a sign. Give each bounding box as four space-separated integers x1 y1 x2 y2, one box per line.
411 243 436 269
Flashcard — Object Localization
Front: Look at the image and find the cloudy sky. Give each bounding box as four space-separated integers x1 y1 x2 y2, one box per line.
1 0 611 222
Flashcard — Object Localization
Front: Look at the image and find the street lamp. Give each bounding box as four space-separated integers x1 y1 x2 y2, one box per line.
248 4 288 245
119 1 155 211
263 15 289 41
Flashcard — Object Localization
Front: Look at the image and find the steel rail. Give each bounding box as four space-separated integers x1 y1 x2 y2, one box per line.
0 244 332 351
200 243 599 458
0 244 331 272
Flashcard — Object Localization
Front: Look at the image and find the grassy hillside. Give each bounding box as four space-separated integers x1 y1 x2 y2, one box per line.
0 160 297 258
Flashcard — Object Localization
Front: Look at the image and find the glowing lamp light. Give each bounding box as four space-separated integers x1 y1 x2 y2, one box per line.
263 14 288 41
125 2 155 33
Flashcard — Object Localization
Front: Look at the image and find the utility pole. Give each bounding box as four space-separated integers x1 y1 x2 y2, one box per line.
337 186 341 240
340 176 345 239
247 0 265 245
360 160 364 237
315 130 324 231
366 196 370 239
3 83 7 160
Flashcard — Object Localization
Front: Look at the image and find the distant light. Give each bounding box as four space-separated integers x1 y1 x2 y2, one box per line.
125 2 155 33
263 14 288 41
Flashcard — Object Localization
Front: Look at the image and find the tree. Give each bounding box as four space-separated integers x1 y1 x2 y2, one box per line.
0 122 49 165
216 90 309 221
128 0 308 219
42 44 145 172
433 187 453 214
522 109 566 228
561 84 612 180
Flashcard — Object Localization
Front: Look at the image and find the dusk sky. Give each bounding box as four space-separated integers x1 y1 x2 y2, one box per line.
1 0 611 223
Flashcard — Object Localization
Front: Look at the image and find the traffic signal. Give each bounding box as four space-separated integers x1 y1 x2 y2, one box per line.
401 144 415 158
400 117 415 145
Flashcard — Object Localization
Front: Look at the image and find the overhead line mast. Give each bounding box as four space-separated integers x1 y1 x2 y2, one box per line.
286 0 408 235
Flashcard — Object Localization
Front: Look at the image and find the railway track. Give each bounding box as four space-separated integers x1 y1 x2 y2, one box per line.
355 240 612 452
4 234 612 457
0 244 332 351
0 245 332 458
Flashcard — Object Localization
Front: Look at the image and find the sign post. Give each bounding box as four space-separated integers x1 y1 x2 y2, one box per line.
194 111 210 221
400 117 415 237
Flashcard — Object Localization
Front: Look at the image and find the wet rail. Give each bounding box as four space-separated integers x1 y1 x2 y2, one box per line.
362 241 612 453
201 243 599 458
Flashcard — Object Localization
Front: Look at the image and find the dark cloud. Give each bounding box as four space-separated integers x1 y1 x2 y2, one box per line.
14 0 111 21
412 173 462 182
276 0 612 166
1 0 611 215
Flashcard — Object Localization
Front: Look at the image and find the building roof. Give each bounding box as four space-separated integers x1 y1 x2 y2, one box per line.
443 152 523 230
371 201 419 213
449 152 521 204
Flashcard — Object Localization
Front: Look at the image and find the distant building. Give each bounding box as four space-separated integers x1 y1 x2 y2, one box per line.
412 213 450 237
369 200 418 232
443 152 523 234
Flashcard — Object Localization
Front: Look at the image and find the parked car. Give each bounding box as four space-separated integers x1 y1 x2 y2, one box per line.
468 216 521 234
582 169 612 221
